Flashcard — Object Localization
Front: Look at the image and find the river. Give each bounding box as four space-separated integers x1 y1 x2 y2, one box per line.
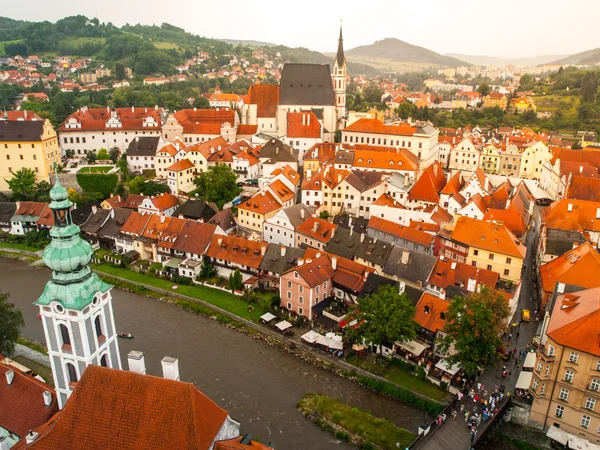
1 259 426 450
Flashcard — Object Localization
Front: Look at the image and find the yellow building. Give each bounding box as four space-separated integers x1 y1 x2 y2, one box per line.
0 118 60 191
483 93 508 109
237 190 283 235
510 96 536 113
480 144 502 174
441 216 526 282
519 141 552 180
529 287 600 445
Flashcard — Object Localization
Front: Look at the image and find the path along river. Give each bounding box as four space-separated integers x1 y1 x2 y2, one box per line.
1 259 426 449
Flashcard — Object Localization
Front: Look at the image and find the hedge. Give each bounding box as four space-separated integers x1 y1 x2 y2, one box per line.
76 173 118 198
355 375 444 416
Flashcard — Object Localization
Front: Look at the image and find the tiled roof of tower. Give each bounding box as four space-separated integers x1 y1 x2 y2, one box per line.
58 107 162 132
247 84 279 118
546 288 600 356
344 118 417 136
0 362 58 438
172 108 236 135
21 365 229 450
539 242 600 294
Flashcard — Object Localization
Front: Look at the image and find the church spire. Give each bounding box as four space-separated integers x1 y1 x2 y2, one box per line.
336 20 345 67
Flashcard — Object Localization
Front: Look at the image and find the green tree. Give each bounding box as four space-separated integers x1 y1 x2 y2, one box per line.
395 102 415 120
519 74 535 91
193 97 211 109
0 291 25 357
347 285 417 350
68 188 84 206
35 180 52 202
477 83 491 98
193 164 241 209
96 148 110 160
581 72 599 104
437 287 510 378
228 273 235 292
114 62 126 80
7 168 37 200
85 152 97 164
199 255 216 278
233 269 243 291
109 148 120 163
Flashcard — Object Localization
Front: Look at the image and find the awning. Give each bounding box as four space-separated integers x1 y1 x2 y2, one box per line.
275 320 292 331
260 312 276 323
516 371 533 390
546 425 569 445
329 339 343 350
397 339 428 356
316 335 330 346
435 359 461 376
301 330 322 344
569 435 592 449
523 352 536 369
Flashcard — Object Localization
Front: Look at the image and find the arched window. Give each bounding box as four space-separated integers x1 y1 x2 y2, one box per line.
66 363 77 384
59 324 71 347
100 354 108 368
94 316 103 339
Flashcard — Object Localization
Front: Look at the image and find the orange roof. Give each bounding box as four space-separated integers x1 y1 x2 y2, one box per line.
296 217 337 244
247 84 279 118
209 93 242 103
185 137 229 159
546 288 600 356
239 191 282 215
539 242 600 294
414 293 450 333
303 249 373 293
205 235 266 269
172 220 217 256
237 124 258 135
215 436 274 449
58 107 162 132
440 171 464 195
409 220 440 233
368 216 434 247
544 199 600 233
14 201 47 218
301 170 324 191
120 211 150 235
234 151 259 166
4 110 43 121
344 118 417 136
0 362 58 438
287 254 335 288
35 205 54 227
483 208 527 238
446 216 526 258
272 164 301 186
23 365 229 450
303 142 338 164
353 148 418 171
157 142 181 157
125 194 147 209
428 257 499 292
551 147 600 169
373 193 406 209
148 193 179 211
566 176 600 201
167 158 195 172
286 111 321 138
559 161 598 178
462 193 490 214
268 179 295 203
407 162 446 203
172 109 236 135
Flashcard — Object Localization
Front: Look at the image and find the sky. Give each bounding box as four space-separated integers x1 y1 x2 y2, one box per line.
2 0 598 58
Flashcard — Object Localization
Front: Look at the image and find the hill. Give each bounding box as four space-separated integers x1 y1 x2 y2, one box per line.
346 38 467 68
446 53 567 67
219 38 276 47
551 48 600 66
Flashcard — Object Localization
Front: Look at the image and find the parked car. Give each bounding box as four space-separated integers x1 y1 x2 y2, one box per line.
521 309 531 322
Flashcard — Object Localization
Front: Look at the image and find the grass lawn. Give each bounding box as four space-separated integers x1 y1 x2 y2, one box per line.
154 41 181 50
299 393 416 450
346 356 447 402
93 264 266 321
0 242 40 252
61 36 106 46
77 166 113 174
11 355 54 387
534 94 580 121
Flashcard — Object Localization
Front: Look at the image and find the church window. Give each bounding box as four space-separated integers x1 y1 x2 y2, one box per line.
100 354 109 367
59 324 71 348
66 363 78 384
94 316 105 341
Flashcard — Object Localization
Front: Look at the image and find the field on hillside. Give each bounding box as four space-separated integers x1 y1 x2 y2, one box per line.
153 41 181 50
0 39 24 56
346 55 442 73
534 94 580 121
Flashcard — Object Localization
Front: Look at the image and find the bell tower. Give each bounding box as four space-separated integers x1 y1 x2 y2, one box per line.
35 170 121 408
332 20 347 130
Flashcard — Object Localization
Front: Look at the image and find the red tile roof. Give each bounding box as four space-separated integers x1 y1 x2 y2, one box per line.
0 361 58 438
247 84 279 118
286 111 321 138
544 199 600 233
428 257 499 292
296 217 338 244
14 201 47 218
35 205 54 227
167 158 195 172
237 124 258 135
271 164 300 186
539 242 600 294
368 216 434 247
483 208 527 238
172 109 236 135
205 235 266 269
414 293 450 334
4 110 43 121
215 437 274 449
58 107 162 132
148 193 180 211
407 162 446 203
344 118 417 136
291 254 335 288
373 193 406 209
268 179 295 203
172 221 217 256
23 365 229 450
353 148 418 171
566 176 600 201
120 211 150 236
239 191 282 215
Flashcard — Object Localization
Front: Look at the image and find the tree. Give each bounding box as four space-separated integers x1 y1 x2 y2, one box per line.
7 168 37 200
519 74 535 91
233 269 243 291
193 97 210 109
477 83 491 98
0 291 25 357
85 152 97 164
193 164 241 209
109 148 120 164
96 148 110 161
35 180 52 202
581 72 598 104
68 188 83 205
437 287 510 378
347 285 417 351
114 62 126 80
199 255 216 278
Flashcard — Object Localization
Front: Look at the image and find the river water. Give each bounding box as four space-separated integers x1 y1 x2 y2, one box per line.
1 259 426 449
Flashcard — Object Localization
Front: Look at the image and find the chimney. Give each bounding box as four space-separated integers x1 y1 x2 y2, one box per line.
300 208 305 219
25 432 39 445
161 356 180 381
451 262 457 270
261 191 265 197
131 105 134 113
307 169 312 179
467 278 477 292
349 227 353 236
401 250 409 265
261 245 266 256
573 242 579 249
127 350 146 374
24 109 28 119
160 215 166 223
5 370 14 386
281 245 286 256
332 256 337 270
92 205 97 214
307 113 311 126
298 258 304 266
596 208 600 220
313 221 320 233
580 165 583 173
557 282 566 294
43 391 52 407
567 203 573 212
398 281 406 295
360 233 365 242
438 289 446 300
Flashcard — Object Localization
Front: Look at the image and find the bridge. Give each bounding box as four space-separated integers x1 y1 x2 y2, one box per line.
410 393 511 450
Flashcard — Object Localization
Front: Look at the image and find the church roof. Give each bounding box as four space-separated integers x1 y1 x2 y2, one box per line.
336 24 345 67
279 64 334 106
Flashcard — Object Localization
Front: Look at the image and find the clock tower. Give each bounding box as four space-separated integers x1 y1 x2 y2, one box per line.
332 21 348 130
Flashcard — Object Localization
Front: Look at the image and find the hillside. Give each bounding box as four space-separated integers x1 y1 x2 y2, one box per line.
551 48 600 65
219 38 276 47
446 53 567 67
346 38 466 68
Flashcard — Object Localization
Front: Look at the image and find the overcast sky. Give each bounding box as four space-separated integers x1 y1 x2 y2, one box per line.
3 0 598 58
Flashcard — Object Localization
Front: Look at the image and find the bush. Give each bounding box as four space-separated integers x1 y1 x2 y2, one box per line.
332 411 343 422
76 173 118 199
417 365 427 381
359 442 375 450
334 431 350 442
391 358 415 374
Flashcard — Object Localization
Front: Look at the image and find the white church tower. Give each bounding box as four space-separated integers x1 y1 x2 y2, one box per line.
35 172 121 408
332 21 347 130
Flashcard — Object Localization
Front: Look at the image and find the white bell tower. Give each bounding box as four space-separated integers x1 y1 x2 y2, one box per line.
332 20 347 130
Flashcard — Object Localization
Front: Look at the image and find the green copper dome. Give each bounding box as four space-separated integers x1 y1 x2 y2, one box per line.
35 172 113 311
